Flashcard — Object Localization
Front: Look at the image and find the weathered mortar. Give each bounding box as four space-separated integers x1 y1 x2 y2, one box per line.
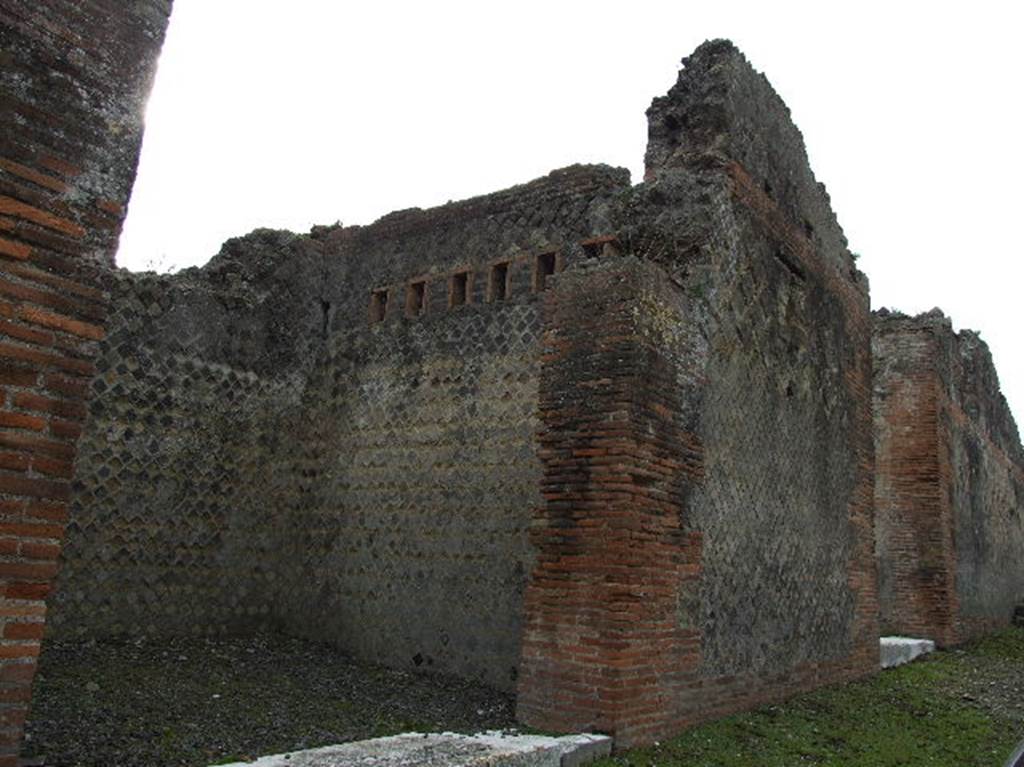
874 308 1024 644
51 165 634 691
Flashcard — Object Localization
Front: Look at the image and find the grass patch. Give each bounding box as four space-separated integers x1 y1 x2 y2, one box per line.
596 628 1024 767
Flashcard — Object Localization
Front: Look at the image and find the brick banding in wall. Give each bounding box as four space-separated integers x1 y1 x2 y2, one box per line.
517 257 705 745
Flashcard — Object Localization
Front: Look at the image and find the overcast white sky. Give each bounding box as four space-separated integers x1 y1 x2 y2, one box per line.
117 0 1023 426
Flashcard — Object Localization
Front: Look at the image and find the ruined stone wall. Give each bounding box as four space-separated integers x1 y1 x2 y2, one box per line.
48 230 324 638
943 329 1024 638
0 2 171 761
874 309 1024 644
53 167 632 690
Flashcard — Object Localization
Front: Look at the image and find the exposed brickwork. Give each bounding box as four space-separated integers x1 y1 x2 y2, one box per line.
0 1 172 760
873 318 958 643
874 309 1024 645
517 258 704 744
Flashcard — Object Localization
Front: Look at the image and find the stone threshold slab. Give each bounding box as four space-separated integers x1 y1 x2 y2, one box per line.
211 731 612 767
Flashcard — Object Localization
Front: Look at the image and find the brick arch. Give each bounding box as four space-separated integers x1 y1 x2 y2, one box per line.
0 3 173 762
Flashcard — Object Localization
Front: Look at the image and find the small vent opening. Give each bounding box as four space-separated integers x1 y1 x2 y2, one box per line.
450 271 469 308
369 289 389 323
406 280 427 317
490 262 509 302
535 252 557 292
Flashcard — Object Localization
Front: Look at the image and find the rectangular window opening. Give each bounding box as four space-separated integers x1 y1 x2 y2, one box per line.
490 262 509 302
369 289 389 323
450 271 469 308
535 252 557 292
406 280 427 317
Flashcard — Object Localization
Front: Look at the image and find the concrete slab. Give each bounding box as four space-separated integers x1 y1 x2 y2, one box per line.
210 731 612 767
880 636 936 669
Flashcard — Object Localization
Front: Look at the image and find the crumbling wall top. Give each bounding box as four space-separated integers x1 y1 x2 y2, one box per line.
108 229 326 376
318 164 631 250
644 39 852 272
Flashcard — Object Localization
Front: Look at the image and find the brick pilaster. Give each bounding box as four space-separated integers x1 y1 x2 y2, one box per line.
873 325 959 645
517 257 705 746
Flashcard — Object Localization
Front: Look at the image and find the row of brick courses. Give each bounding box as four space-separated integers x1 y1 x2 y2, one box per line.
0 1 172 761
873 317 958 643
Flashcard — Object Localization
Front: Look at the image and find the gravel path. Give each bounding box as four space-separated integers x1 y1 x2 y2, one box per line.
24 635 516 767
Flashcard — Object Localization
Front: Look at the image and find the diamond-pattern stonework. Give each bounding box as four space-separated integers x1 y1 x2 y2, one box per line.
51 348 300 636
276 304 543 691
691 215 861 676
52 168 627 689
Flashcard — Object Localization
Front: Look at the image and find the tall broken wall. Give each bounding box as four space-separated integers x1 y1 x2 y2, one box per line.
874 309 1024 644
49 39 878 747
0 1 172 762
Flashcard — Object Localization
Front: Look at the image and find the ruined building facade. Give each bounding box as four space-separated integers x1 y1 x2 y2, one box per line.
48 40 882 746
0 3 1021 762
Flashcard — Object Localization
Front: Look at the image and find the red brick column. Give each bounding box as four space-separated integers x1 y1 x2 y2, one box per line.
516 257 705 747
0 3 171 762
